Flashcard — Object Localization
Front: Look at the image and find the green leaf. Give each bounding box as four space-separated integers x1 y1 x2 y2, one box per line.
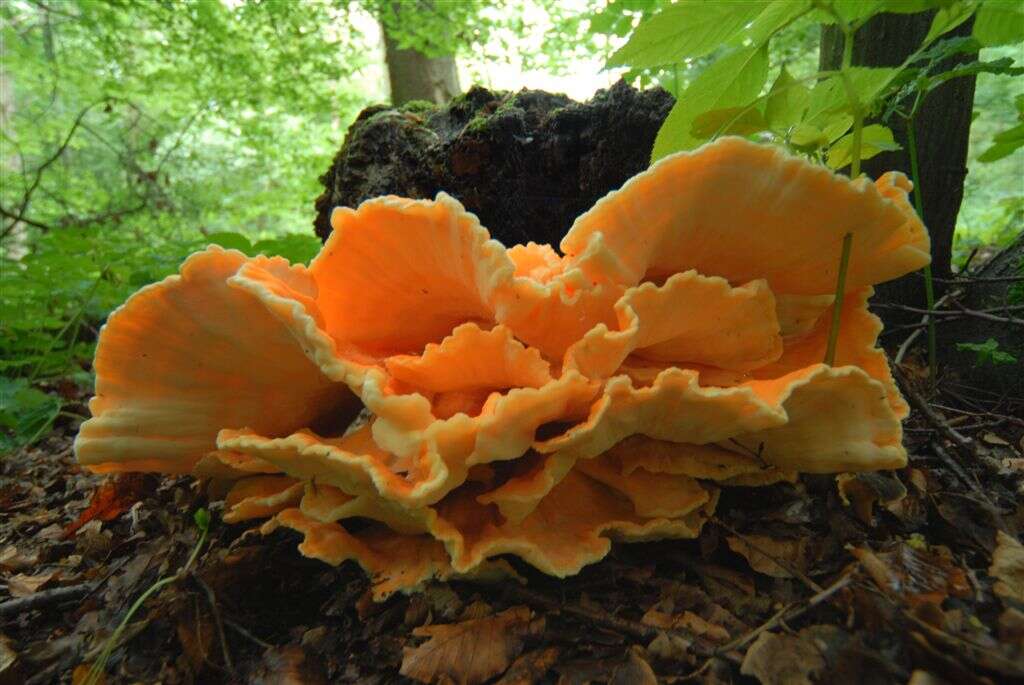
791 115 856 148
607 1 767 68
973 0 1024 46
831 0 887 24
923 1 978 46
925 57 1024 90
194 508 211 531
250 234 322 264
691 106 769 138
820 1 953 25
804 68 899 124
744 0 813 45
0 377 61 453
826 124 902 168
765 66 810 131
206 231 253 253
978 122 1024 162
651 45 770 161
955 338 1018 366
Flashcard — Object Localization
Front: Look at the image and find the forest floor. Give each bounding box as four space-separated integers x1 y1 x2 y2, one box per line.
1 357 1023 685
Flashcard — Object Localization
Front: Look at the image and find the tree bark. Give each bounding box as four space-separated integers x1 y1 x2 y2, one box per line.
819 12 978 315
381 4 460 106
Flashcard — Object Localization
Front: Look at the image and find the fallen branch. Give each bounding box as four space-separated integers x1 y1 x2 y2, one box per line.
0 582 96 618
891 364 973 453
893 289 962 365
926 274 1024 284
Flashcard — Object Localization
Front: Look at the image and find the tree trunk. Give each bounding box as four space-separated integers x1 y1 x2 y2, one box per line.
381 4 460 106
819 11 978 316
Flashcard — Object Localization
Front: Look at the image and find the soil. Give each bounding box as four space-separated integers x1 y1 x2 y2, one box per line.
2 363 1022 684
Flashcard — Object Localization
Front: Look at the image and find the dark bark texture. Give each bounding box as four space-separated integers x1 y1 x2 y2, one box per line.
820 12 978 312
313 81 674 247
936 233 1024 397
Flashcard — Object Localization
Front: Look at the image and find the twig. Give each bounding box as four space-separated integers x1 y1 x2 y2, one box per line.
224 618 274 650
720 570 852 655
1 98 113 238
192 575 235 675
712 517 823 593
504 584 719 658
948 298 1024 326
684 569 855 681
926 274 1024 284
873 303 1024 316
891 364 973 452
893 289 962 364
0 582 96 618
930 441 1009 534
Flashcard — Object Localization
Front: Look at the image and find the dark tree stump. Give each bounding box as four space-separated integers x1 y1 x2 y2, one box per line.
313 80 1019 394
313 80 673 248
935 232 1024 397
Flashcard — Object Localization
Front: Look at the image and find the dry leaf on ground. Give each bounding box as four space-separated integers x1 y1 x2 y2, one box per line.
400 605 541 685
493 646 560 685
63 473 154 538
727 535 810 579
250 645 328 685
740 631 825 685
7 569 60 597
990 531 1024 604
609 646 657 685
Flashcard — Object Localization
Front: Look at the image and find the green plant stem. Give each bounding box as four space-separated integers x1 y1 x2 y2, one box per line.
825 232 854 366
85 522 208 685
906 120 938 383
824 19 862 366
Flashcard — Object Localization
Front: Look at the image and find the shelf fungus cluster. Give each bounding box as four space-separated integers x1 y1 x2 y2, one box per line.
75 137 930 598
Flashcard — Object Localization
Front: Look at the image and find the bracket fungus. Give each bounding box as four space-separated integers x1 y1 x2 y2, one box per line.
74 137 929 598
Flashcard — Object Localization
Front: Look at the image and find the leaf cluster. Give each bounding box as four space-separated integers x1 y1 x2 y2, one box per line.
605 0 1024 165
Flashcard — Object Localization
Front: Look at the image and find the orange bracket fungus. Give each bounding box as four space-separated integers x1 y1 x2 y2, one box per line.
74 137 930 599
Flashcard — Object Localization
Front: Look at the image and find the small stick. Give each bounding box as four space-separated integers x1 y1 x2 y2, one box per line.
504 584 719 658
193 575 235 675
926 274 1024 284
224 618 275 650
891 365 973 453
893 289 961 364
713 517 823 594
0 582 95 618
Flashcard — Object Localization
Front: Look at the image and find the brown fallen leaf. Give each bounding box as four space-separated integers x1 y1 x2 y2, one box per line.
493 646 560 685
851 542 970 608
609 646 657 685
7 569 60 598
740 631 825 685
646 632 690 662
990 531 1024 604
0 544 38 572
998 607 1024 649
250 645 328 685
726 534 810 579
71 663 105 685
906 671 953 685
641 608 729 642
400 605 541 685
0 635 22 685
64 473 154 538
